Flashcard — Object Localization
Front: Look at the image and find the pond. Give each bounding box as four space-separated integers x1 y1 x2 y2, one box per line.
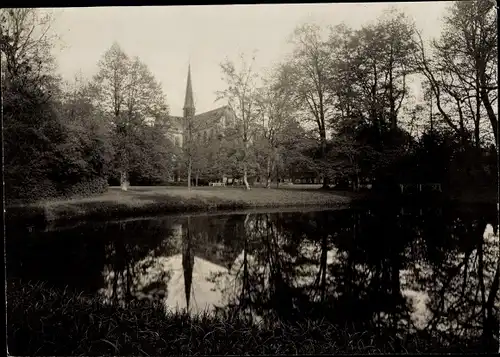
6 204 500 349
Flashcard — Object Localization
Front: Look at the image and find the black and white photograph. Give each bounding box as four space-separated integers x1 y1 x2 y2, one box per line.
3 2 499 355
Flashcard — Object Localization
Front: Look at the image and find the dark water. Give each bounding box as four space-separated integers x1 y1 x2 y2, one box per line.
7 204 500 348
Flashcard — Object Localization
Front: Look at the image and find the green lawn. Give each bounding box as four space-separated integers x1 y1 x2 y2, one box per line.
7 185 358 225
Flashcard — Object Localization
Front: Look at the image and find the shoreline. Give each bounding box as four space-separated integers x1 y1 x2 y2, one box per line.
29 205 351 232
6 186 497 228
6 186 358 228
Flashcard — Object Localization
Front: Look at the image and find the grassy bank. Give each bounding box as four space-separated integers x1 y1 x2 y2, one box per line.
7 184 495 227
7 280 483 355
7 185 357 226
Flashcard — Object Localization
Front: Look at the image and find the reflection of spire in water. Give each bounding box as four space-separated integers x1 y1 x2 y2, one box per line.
182 217 195 311
99 221 230 314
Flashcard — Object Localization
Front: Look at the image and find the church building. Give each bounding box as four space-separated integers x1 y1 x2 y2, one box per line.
167 65 236 182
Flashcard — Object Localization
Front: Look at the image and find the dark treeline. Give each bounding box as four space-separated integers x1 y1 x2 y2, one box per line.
1 9 174 202
1 1 498 200
213 1 498 193
271 1 498 193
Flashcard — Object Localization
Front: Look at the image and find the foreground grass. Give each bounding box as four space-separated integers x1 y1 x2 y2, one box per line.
8 280 481 355
7 185 356 226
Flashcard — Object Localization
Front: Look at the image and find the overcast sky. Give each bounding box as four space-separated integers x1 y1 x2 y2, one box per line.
49 2 451 116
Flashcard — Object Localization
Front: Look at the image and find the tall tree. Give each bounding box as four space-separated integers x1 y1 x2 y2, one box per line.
217 54 260 190
93 43 170 190
0 8 59 93
255 67 300 188
93 43 131 189
377 9 417 132
125 56 169 121
414 0 498 147
324 12 417 187
285 24 334 188
337 11 416 137
1 8 66 201
56 75 113 191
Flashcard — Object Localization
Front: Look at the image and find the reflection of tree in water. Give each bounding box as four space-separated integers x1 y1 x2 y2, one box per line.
100 218 179 306
214 205 499 351
208 214 267 322
93 206 498 351
408 208 499 350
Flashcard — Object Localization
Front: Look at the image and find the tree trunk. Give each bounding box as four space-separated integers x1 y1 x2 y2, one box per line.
120 171 129 191
242 131 251 190
266 157 271 188
483 260 499 351
481 89 498 147
391 252 401 302
320 137 329 189
474 121 481 149
320 232 328 303
389 56 397 132
243 162 250 190
276 161 279 189
477 236 487 326
354 173 360 192
195 171 199 187
474 72 481 148
187 156 192 190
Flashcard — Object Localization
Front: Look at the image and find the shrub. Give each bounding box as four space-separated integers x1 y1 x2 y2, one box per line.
6 178 59 203
6 176 108 204
58 177 109 199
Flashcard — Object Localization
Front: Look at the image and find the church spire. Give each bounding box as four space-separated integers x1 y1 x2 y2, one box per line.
183 64 195 118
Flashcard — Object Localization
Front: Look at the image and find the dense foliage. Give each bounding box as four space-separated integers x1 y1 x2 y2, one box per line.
1 10 174 202
212 1 497 194
1 1 497 200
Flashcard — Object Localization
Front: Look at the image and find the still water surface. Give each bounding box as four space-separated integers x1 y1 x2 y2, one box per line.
7 204 500 346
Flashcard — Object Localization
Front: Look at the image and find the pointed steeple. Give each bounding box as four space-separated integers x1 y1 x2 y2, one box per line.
183 64 196 118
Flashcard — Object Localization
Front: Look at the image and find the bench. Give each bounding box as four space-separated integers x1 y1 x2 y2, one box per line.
399 183 442 194
209 182 226 187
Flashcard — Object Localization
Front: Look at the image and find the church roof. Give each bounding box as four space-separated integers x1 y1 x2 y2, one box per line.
168 106 232 133
193 106 230 130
